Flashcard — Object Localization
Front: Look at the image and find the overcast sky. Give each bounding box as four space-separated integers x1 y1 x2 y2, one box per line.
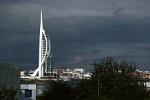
1 0 150 71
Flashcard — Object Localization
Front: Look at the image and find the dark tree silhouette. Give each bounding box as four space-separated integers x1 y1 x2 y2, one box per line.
0 84 18 100
93 57 149 100
76 57 149 100
43 57 150 100
43 81 75 100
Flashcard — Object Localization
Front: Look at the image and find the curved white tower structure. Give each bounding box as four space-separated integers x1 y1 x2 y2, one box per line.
32 9 52 78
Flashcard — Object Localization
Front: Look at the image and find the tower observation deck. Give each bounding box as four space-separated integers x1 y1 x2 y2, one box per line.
31 9 52 78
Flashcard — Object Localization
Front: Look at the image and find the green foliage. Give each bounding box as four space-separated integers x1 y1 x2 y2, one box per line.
43 57 150 100
0 84 18 100
75 79 112 100
75 79 96 99
36 96 44 100
91 57 149 100
43 81 75 100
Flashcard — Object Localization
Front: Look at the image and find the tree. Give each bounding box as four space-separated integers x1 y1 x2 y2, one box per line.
43 81 75 100
75 79 95 100
0 84 18 100
42 57 150 100
91 57 149 100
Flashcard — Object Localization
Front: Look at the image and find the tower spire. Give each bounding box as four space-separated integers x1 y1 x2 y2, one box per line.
39 9 43 77
31 9 52 78
40 9 43 30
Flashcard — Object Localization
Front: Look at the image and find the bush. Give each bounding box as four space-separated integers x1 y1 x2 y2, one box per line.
0 84 18 100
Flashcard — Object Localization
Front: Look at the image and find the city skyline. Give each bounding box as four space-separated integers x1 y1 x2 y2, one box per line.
0 0 150 70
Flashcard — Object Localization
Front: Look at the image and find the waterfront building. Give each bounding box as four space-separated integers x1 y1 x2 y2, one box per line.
55 68 73 80
52 67 87 80
21 67 89 80
73 68 85 79
21 71 28 77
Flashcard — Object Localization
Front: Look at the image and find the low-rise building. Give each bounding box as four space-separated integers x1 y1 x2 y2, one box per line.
0 62 20 100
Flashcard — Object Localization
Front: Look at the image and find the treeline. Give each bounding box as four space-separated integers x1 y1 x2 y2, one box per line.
41 57 150 100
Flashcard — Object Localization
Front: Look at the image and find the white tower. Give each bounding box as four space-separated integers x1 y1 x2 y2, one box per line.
32 9 52 78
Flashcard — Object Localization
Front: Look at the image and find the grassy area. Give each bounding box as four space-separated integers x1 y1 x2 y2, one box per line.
36 96 44 100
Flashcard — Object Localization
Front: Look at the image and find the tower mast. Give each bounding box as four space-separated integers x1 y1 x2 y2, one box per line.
31 9 52 78
39 9 43 77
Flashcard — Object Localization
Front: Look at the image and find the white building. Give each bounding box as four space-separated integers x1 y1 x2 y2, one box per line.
20 84 36 100
21 71 28 77
73 68 85 79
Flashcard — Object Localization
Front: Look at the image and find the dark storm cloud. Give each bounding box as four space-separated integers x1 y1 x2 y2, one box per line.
1 0 150 70
47 15 150 47
112 8 124 16
47 15 150 69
